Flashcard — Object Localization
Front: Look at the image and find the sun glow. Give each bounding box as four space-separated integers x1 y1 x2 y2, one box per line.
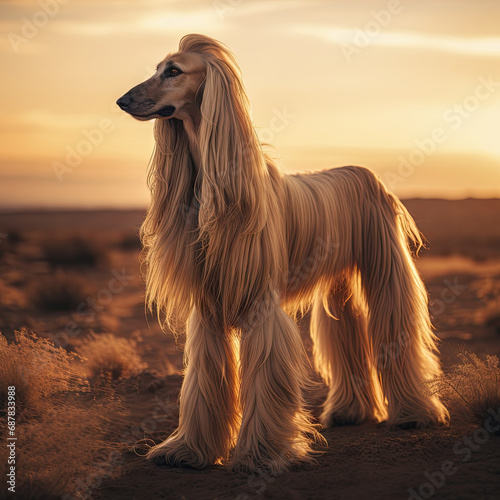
1 0 499 209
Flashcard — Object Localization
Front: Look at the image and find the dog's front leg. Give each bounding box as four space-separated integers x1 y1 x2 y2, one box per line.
147 308 239 468
232 299 323 474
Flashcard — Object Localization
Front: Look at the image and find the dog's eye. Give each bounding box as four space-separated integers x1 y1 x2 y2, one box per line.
166 67 182 77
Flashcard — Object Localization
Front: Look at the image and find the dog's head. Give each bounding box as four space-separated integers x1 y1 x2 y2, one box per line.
116 34 242 123
121 35 268 250
116 49 205 121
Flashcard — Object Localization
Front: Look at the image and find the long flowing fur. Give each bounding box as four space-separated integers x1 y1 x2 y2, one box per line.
140 118 196 331
142 34 449 473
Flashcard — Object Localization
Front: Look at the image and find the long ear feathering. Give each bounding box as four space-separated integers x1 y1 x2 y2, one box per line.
180 35 275 237
177 35 287 329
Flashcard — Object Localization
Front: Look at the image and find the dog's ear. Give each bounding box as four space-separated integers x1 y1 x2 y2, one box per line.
196 56 287 327
198 58 268 239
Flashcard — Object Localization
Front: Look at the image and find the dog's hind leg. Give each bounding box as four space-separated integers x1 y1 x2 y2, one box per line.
147 308 239 467
311 272 387 427
352 167 449 428
232 298 324 473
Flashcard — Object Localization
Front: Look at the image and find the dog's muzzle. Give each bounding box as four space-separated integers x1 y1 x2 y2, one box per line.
116 95 175 118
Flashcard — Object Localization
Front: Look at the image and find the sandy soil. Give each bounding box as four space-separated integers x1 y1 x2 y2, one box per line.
0 199 499 500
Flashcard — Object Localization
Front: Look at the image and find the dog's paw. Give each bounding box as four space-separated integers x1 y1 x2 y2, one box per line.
147 436 215 469
327 413 363 426
231 452 288 475
231 442 316 475
321 408 365 428
388 416 448 430
387 400 450 430
390 420 420 430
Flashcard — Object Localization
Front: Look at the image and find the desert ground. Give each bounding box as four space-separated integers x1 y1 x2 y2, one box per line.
0 198 499 500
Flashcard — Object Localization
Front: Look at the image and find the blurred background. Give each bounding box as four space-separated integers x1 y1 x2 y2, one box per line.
1 0 500 209
1 2 500 498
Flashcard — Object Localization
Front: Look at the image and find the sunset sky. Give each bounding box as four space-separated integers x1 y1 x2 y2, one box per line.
1 0 500 209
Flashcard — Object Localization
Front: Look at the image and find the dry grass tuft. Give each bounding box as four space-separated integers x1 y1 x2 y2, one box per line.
14 395 122 499
41 235 101 268
431 351 500 431
28 271 89 312
0 329 87 418
0 330 123 498
77 333 148 381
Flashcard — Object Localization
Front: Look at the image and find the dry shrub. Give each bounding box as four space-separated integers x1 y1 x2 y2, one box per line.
0 330 87 418
431 351 500 430
0 230 22 259
7 230 23 246
485 309 500 335
29 271 89 312
0 330 123 498
115 231 142 251
41 235 101 268
14 395 122 499
77 333 147 381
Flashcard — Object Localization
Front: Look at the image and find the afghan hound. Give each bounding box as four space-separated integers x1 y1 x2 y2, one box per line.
117 34 449 473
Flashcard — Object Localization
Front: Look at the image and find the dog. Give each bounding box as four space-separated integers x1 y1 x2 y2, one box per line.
117 34 449 473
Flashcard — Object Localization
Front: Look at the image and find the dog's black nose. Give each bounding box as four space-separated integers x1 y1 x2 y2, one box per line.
116 95 131 110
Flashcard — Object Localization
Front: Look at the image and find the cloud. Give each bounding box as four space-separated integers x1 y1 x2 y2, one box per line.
51 9 225 37
292 24 500 58
0 0 313 41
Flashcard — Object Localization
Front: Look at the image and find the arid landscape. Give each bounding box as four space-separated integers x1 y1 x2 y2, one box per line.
1 198 499 500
